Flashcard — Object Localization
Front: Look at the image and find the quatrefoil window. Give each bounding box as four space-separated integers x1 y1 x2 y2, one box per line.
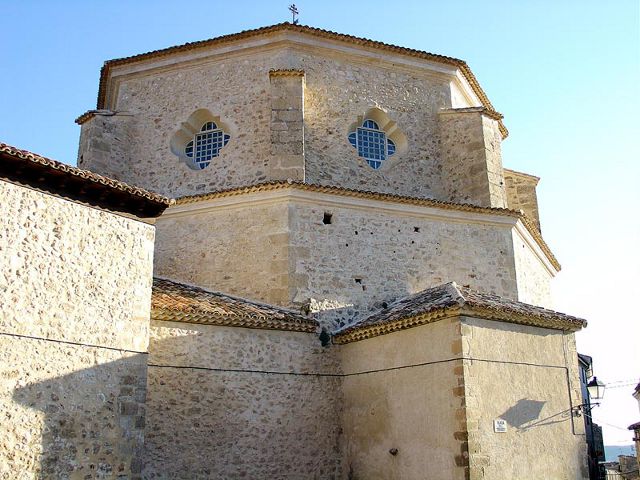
347 108 407 170
348 120 396 169
170 109 233 171
185 122 230 170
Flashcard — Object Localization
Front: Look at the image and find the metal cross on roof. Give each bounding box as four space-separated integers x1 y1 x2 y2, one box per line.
288 4 299 24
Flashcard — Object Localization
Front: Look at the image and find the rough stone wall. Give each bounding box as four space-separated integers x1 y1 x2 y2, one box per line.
339 319 467 480
269 71 305 181
154 201 291 306
296 50 450 198
504 169 541 231
144 321 343 479
289 200 518 328
0 179 155 478
511 229 553 308
461 316 588 480
438 109 508 208
77 112 134 182
82 46 458 199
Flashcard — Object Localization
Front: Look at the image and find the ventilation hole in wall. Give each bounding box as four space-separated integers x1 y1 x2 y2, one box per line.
345 243 349 247
362 285 367 291
411 240 415 244
381 302 388 309
323 212 333 224
354 278 362 284
414 227 420 233
398 229 401 233
355 230 358 235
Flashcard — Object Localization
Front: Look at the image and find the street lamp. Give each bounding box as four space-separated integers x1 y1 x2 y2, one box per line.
573 376 606 417
587 376 606 401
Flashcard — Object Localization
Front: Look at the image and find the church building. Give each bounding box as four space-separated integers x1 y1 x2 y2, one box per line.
1 23 590 479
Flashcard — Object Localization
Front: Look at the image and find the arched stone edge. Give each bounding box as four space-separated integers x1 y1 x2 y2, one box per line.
169 109 234 171
346 106 408 171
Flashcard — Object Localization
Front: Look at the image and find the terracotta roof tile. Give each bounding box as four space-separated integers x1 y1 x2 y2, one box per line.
334 282 586 343
96 22 507 138
175 180 560 271
152 277 317 333
0 142 173 217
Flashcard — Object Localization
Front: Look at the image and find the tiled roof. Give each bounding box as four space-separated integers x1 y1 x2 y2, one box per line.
174 180 560 271
152 277 317 333
95 22 507 138
0 142 172 217
334 282 586 343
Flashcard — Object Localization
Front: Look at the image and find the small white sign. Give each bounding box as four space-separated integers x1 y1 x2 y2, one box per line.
493 419 508 433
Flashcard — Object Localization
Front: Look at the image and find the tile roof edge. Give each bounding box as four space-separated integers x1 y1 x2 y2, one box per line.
0 142 173 218
151 307 317 333
172 181 560 270
95 23 507 138
152 276 317 328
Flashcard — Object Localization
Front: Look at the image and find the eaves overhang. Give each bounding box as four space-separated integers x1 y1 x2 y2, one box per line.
94 22 508 138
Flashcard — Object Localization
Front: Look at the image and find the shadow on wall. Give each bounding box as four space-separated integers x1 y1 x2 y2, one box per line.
499 397 574 432
10 331 343 479
11 353 147 479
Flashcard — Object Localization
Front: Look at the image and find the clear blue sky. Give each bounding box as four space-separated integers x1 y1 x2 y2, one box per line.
1 0 639 451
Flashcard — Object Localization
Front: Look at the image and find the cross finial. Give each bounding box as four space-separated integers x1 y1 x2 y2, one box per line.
288 4 299 24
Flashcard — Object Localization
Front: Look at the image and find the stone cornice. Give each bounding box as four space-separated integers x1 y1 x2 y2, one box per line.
168 181 560 271
95 23 507 138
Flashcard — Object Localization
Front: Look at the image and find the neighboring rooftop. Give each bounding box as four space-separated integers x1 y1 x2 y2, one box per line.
0 142 173 218
334 282 587 343
152 277 317 333
96 22 507 137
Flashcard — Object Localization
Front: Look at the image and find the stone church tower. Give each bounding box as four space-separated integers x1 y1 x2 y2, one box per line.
1 23 589 479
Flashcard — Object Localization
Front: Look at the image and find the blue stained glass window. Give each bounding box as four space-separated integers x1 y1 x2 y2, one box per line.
349 119 397 169
185 122 230 170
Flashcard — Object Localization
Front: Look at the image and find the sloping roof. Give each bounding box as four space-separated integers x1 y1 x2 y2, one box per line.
334 282 586 343
175 180 560 271
96 22 507 138
0 142 172 218
152 277 317 333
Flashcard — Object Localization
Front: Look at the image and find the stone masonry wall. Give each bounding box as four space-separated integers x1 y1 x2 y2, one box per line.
77 112 135 183
504 169 541 231
82 46 459 199
144 321 343 479
154 201 291 306
295 50 450 198
289 200 518 328
461 316 588 480
0 179 155 479
438 109 508 208
339 319 466 480
269 70 305 181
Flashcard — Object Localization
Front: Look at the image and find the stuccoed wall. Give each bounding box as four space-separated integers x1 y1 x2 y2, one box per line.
0 180 155 479
339 319 467 480
511 229 553 308
154 201 291 306
80 46 462 199
144 321 343 479
460 316 587 480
